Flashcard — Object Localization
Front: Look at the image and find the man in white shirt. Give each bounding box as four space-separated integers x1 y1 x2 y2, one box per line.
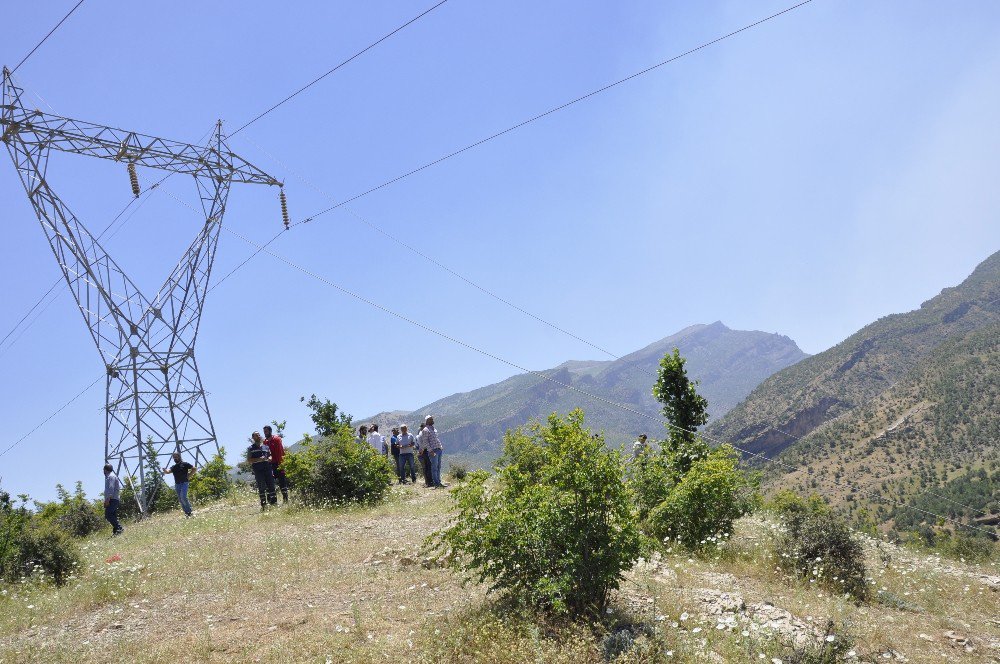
366 423 386 456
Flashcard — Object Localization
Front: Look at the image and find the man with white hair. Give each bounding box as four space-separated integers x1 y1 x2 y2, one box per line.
418 415 447 489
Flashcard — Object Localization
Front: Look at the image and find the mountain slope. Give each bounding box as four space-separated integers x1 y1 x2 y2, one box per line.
708 250 1000 460
363 322 807 458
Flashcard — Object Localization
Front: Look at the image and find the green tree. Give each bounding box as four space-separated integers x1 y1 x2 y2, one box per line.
653 348 709 474
430 410 641 617
300 395 353 437
189 447 233 502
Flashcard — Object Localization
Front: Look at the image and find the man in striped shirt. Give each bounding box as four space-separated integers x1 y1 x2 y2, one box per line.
418 415 447 489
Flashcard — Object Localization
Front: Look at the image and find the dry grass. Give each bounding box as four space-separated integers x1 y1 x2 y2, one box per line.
1 489 998 663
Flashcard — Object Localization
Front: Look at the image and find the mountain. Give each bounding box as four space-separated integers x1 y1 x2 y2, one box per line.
361 322 808 461
707 250 1000 522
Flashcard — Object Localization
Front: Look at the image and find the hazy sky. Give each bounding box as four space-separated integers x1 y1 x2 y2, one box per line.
3 1 999 500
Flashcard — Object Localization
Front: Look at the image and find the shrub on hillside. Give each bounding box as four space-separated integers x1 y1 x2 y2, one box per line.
189 448 233 503
774 491 870 602
430 410 641 617
282 428 394 505
626 445 678 524
645 446 758 550
2 522 80 586
1 490 80 587
35 482 104 538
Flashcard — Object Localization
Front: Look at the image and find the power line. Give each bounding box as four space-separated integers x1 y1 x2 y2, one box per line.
0 375 102 459
230 0 449 137
10 0 87 75
288 0 815 228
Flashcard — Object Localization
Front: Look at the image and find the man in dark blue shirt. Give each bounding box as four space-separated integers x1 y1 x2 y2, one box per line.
247 432 277 510
162 452 196 517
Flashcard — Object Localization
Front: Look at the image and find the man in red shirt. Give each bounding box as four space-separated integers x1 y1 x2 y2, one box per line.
262 425 288 504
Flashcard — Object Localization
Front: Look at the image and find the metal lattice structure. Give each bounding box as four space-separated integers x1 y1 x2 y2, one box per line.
1 68 281 512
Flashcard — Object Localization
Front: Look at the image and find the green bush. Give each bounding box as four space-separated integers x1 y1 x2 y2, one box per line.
189 447 233 503
1 485 80 587
2 522 80 586
430 410 641 617
775 492 870 602
282 428 394 505
35 482 104 538
626 446 678 524
645 446 757 550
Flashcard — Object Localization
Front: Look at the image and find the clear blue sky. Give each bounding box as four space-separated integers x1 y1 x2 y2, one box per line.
3 1 999 501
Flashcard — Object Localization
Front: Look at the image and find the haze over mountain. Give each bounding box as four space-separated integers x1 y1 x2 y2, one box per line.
708 249 1000 526
362 322 807 461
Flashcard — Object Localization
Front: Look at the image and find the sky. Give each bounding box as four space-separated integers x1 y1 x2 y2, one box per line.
2 0 999 501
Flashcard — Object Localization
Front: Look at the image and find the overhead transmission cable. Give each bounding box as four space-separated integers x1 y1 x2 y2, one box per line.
10 0 87 75
230 0 449 137
285 0 815 228
212 0 818 336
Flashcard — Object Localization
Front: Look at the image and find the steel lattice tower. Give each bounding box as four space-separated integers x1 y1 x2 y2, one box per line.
1 69 281 512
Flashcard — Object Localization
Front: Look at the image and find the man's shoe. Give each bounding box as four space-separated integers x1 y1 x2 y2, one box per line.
436 483 449 488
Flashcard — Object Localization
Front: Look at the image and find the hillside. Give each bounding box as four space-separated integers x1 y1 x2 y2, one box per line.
2 488 998 662
707 250 1000 522
362 322 807 460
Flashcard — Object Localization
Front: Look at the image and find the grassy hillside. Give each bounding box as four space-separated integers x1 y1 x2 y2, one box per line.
2 487 999 662
361 322 806 460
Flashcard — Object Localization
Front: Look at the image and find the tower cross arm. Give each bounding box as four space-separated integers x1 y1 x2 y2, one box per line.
0 107 279 186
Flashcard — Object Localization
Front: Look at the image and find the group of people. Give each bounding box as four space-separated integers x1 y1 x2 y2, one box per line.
99 415 447 534
360 415 448 489
245 425 288 509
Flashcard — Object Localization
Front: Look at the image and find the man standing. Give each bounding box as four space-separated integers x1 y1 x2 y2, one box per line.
162 452 196 517
389 427 402 482
632 434 649 459
421 416 447 489
247 432 277 510
416 422 433 487
262 425 288 504
103 464 124 536
396 424 418 484
367 424 386 456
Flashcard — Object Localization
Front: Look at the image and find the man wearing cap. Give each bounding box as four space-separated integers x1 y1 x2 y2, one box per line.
247 432 277 510
419 415 447 489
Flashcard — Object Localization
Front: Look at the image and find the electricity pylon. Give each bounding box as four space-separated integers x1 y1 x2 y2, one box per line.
1 68 282 512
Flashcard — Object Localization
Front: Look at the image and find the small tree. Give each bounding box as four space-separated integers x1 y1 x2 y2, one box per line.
300 395 353 438
653 348 709 474
189 447 233 502
430 410 641 617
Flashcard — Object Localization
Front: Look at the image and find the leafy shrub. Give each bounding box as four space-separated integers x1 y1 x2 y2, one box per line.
447 462 468 482
282 427 393 505
645 446 757 550
775 492 870 602
2 522 80 586
626 446 678 524
189 447 233 502
430 410 641 617
1 485 80 587
35 482 104 538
